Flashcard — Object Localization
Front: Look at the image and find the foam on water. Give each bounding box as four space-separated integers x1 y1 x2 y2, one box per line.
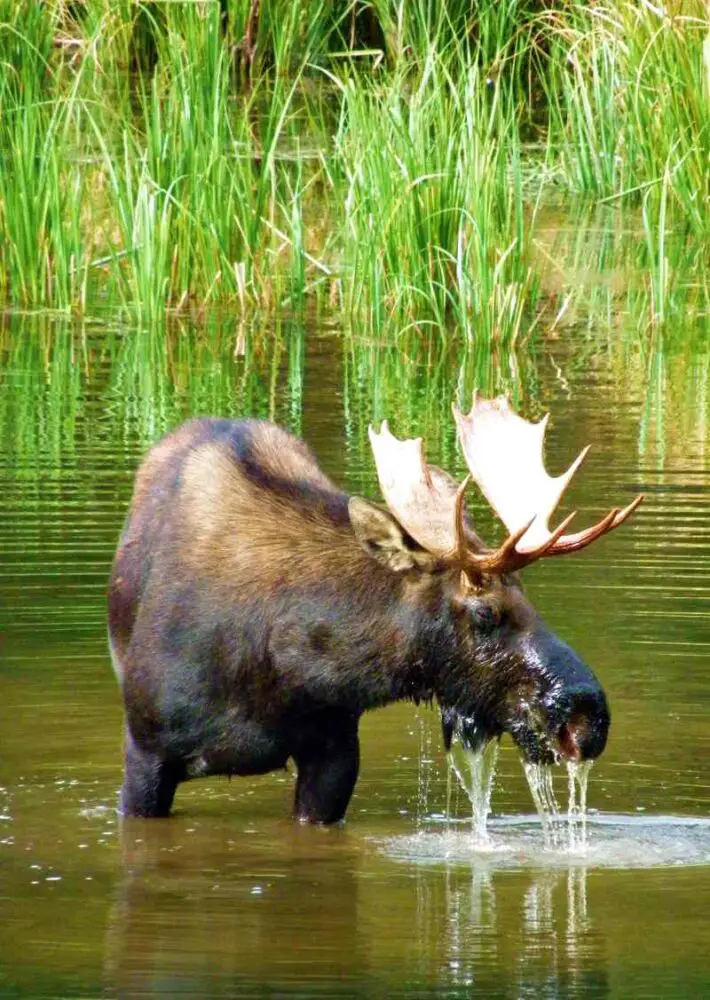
380 813 710 869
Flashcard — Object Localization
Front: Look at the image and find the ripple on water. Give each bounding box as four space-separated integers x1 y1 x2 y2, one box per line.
380 814 710 870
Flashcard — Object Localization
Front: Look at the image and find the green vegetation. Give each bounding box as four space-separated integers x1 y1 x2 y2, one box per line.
0 1 708 340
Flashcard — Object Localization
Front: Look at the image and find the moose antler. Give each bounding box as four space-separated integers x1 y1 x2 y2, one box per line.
367 422 462 558
368 421 540 571
453 394 643 572
368 397 643 577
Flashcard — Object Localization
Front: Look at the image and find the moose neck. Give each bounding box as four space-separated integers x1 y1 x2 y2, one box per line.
343 570 456 713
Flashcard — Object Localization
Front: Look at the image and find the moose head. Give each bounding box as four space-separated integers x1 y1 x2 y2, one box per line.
364 394 643 765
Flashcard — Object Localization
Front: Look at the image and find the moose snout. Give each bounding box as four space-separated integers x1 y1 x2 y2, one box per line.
528 629 611 762
553 686 610 761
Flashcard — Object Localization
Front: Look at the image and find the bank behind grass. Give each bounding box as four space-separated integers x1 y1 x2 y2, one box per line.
0 1 708 340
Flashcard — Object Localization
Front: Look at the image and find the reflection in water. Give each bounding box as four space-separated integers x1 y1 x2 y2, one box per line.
416 859 606 999
104 822 364 998
103 820 606 999
516 868 599 999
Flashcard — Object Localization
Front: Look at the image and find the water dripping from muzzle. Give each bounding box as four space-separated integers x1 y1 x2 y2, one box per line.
522 761 561 848
443 710 596 850
567 759 593 850
522 759 594 850
445 715 499 842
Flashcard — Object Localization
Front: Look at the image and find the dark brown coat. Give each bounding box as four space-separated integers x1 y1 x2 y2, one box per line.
109 418 609 822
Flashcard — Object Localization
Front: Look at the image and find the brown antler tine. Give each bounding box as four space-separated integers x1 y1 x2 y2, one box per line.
503 511 578 572
547 494 644 556
538 510 578 552
469 516 536 573
612 493 645 526
494 516 539 561
546 507 619 556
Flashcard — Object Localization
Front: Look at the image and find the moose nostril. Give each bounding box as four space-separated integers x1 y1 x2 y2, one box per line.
557 690 610 761
558 721 582 761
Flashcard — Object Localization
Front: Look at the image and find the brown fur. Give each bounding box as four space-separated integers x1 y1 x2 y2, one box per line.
177 438 366 594
108 417 610 824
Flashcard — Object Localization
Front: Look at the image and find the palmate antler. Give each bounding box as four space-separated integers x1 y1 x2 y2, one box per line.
368 421 526 571
366 421 463 558
369 395 643 577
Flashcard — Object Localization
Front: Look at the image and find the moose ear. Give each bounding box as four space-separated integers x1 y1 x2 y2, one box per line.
348 497 437 573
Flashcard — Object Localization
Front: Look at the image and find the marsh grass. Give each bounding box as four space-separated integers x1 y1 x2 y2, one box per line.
0 3 89 308
535 1 709 329
332 46 541 345
0 0 708 338
83 5 328 323
543 2 710 235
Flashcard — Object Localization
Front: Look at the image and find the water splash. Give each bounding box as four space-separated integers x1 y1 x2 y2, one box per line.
447 735 499 843
381 814 710 870
522 759 594 851
446 719 594 853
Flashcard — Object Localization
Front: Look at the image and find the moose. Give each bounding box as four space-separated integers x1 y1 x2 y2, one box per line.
108 396 642 823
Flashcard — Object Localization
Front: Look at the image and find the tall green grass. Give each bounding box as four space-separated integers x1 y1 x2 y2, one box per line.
82 3 334 324
543 2 710 236
0 3 89 308
332 47 540 345
0 0 708 337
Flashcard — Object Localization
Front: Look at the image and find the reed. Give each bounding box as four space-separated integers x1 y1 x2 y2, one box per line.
333 42 540 346
542 2 710 240
81 7 329 324
0 0 707 336
0 3 89 308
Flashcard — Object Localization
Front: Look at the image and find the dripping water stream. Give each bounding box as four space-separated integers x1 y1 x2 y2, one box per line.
522 760 593 850
447 729 595 852
446 738 500 843
567 760 593 851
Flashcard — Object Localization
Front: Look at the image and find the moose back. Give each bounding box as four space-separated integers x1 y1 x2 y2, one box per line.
108 398 641 823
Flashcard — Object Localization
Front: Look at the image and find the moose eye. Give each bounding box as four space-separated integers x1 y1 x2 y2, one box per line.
472 603 501 635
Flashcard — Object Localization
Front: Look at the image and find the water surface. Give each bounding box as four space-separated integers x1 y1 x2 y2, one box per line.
1 311 709 998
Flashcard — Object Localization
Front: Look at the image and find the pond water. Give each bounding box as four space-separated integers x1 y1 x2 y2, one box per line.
1 307 709 998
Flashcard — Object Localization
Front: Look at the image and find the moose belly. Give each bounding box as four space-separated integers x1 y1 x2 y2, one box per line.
183 717 289 779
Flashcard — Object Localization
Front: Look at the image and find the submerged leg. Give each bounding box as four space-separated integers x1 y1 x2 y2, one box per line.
292 719 360 825
119 729 184 818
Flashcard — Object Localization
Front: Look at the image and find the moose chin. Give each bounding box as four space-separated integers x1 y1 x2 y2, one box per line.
108 395 642 824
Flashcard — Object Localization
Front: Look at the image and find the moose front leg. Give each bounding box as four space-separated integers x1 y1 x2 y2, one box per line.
292 717 360 825
119 728 186 818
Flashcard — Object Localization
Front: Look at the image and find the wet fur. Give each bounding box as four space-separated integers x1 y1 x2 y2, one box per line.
109 418 609 823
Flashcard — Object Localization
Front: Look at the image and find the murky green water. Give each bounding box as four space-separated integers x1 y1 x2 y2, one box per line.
1 310 709 998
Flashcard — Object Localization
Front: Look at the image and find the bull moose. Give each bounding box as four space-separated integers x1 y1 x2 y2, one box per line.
108 396 642 823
